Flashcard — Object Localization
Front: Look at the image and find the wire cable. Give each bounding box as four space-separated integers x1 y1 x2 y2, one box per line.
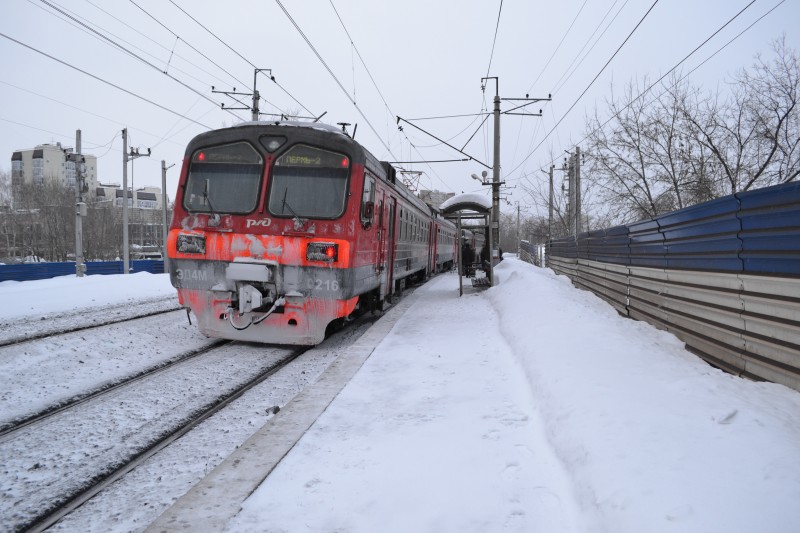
274 0 396 158
551 0 630 95
329 0 396 119
165 0 313 118
0 32 214 129
37 0 244 123
168 0 255 68
35 0 222 91
510 0 766 179
484 0 503 79
526 0 589 92
505 0 661 179
125 0 248 90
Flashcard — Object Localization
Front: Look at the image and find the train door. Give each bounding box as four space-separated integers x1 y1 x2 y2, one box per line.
428 221 435 275
431 223 439 273
385 198 397 299
377 194 388 297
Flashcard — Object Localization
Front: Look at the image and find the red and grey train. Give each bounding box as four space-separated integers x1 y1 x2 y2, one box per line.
167 121 457 345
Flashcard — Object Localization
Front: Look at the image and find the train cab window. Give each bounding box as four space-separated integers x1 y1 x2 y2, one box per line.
185 142 263 214
269 144 350 219
361 174 376 226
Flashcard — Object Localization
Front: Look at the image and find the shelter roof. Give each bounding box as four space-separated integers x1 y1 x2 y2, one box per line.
439 192 491 215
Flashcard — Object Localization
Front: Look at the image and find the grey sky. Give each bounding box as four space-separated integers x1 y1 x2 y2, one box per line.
1 0 796 214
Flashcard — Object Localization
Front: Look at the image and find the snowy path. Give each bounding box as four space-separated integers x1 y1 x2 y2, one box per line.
224 259 800 533
227 269 585 533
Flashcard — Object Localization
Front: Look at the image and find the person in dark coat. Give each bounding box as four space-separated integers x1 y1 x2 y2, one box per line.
461 243 475 275
480 242 490 267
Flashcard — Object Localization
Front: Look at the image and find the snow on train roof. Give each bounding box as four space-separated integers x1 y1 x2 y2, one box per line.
439 192 492 213
233 120 348 137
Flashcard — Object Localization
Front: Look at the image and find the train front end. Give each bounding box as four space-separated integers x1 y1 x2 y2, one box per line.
167 124 367 345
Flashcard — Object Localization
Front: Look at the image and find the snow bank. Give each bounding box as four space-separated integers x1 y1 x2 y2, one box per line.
488 258 800 533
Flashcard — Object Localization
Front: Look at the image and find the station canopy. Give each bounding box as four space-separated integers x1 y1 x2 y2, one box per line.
439 192 491 215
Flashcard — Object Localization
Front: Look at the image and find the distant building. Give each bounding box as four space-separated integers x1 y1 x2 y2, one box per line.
95 183 164 211
419 190 455 210
11 142 99 196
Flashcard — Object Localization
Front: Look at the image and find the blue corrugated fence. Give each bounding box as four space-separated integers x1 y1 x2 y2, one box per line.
545 181 800 392
0 260 165 282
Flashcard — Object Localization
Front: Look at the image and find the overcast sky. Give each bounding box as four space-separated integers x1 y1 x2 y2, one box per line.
1 0 796 216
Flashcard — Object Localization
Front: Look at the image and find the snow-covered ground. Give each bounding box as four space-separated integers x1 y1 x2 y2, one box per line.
0 271 176 322
2 260 800 532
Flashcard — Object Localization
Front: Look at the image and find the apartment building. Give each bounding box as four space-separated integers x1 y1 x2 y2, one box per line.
11 142 99 196
94 184 164 211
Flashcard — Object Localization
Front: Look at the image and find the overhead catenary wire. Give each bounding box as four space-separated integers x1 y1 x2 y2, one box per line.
510 0 767 180
526 0 589 93
329 0 395 121
504 0 661 180
36 0 245 123
165 0 313 118
484 0 503 79
32 0 225 93
168 0 254 68
0 79 188 148
569 0 782 167
274 0 396 159
125 0 250 91
551 0 631 95
0 32 214 129
1 116 120 156
326 0 458 188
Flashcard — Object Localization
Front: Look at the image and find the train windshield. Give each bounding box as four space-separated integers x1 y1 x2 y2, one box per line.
268 144 350 219
184 142 263 214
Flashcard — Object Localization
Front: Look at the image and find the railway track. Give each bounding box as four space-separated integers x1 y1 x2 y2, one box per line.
0 339 229 437
1 342 306 533
1 285 413 532
0 300 181 348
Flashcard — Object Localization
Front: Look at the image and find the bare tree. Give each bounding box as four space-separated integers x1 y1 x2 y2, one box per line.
585 80 665 222
684 36 799 193
582 38 800 226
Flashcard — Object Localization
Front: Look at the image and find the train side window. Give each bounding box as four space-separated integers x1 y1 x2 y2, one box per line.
361 174 375 226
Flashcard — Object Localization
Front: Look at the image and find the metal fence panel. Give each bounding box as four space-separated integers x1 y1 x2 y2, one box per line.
545 181 800 392
0 260 164 282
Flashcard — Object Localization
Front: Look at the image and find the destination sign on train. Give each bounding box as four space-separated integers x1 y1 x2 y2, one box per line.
277 147 349 168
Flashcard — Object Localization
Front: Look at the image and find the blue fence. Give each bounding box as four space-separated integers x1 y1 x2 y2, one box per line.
545 181 800 392
548 181 800 275
0 260 165 282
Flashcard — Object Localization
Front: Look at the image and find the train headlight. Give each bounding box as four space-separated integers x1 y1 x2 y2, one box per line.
306 242 338 262
177 234 206 254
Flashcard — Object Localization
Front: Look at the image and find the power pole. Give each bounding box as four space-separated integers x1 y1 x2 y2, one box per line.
213 68 273 121
575 146 582 235
161 160 174 273
481 77 551 280
516 202 520 256
71 129 87 277
121 128 150 274
564 147 582 236
122 128 130 274
491 79 501 269
548 164 554 240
